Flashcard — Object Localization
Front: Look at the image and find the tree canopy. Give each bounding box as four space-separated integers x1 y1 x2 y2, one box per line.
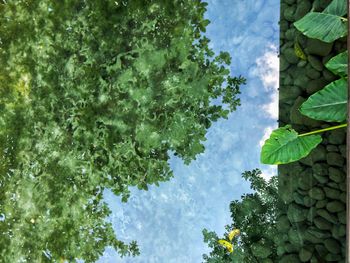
0 0 245 261
202 169 279 263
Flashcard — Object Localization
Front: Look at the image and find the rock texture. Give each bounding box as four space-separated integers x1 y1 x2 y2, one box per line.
278 0 347 261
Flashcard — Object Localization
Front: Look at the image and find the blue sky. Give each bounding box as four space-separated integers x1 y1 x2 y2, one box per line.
98 0 279 262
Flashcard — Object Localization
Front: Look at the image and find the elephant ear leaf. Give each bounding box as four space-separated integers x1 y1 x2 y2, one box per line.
294 12 347 43
323 0 347 16
261 125 322 165
325 51 348 78
300 78 347 122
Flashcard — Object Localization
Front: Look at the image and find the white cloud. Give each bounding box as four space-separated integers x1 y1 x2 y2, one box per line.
251 44 279 119
260 166 277 181
259 124 278 181
262 91 279 119
259 126 274 147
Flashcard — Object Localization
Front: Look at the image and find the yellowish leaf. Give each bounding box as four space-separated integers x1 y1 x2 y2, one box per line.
218 239 233 253
294 42 306 60
228 229 240 241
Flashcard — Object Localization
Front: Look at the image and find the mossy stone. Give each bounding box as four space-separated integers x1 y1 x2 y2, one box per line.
284 5 296 21
298 168 315 190
303 196 316 207
310 145 327 162
338 182 346 192
285 28 296 41
285 242 298 253
280 55 290 71
338 211 346 224
307 207 317 222
315 244 328 258
329 167 345 183
325 253 342 261
294 0 311 20
306 78 328 94
280 20 289 31
314 217 332 230
285 48 299 64
324 239 341 254
280 254 300 263
327 182 339 190
326 201 345 213
288 227 304 247
308 187 325 200
328 130 346 145
277 245 285 256
338 145 346 158
306 67 321 79
324 187 341 200
312 163 328 184
339 192 346 204
326 152 344 167
308 55 323 71
299 247 313 262
280 85 301 100
323 69 337 82
290 96 321 127
288 203 308 223
284 0 296 4
326 145 339 152
308 226 331 239
307 38 333 56
332 224 346 239
293 75 309 88
317 209 338 224
297 60 307 67
293 192 305 205
251 242 272 259
277 215 291 232
282 74 293 85
316 200 328 209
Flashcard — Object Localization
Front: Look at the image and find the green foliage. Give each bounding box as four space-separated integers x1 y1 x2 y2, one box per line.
261 0 347 165
0 0 244 261
260 126 322 165
300 78 347 122
325 51 348 78
202 169 279 263
294 0 347 43
323 0 347 16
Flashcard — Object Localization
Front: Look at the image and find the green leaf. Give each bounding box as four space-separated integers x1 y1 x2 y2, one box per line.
260 125 322 165
325 51 348 77
300 78 347 122
294 12 347 43
323 0 347 16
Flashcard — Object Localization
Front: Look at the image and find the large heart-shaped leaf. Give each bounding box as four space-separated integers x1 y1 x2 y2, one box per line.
325 51 348 77
261 125 322 165
300 78 347 122
294 12 347 43
323 0 347 16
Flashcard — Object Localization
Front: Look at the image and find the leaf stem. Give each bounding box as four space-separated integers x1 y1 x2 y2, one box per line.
298 123 347 137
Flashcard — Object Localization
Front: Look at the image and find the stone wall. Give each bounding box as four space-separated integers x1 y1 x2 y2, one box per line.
277 0 347 262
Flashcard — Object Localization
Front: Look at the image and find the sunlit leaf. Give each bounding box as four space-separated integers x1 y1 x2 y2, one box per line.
300 78 347 122
325 51 348 78
294 12 347 43
261 125 322 164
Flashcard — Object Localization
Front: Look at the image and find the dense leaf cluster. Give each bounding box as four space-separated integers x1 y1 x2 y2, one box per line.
0 0 244 261
202 170 279 263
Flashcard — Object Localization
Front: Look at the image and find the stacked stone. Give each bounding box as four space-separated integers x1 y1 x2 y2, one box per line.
277 0 347 262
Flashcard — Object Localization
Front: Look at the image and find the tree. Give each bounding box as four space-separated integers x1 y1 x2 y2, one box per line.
0 0 245 261
202 169 279 263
